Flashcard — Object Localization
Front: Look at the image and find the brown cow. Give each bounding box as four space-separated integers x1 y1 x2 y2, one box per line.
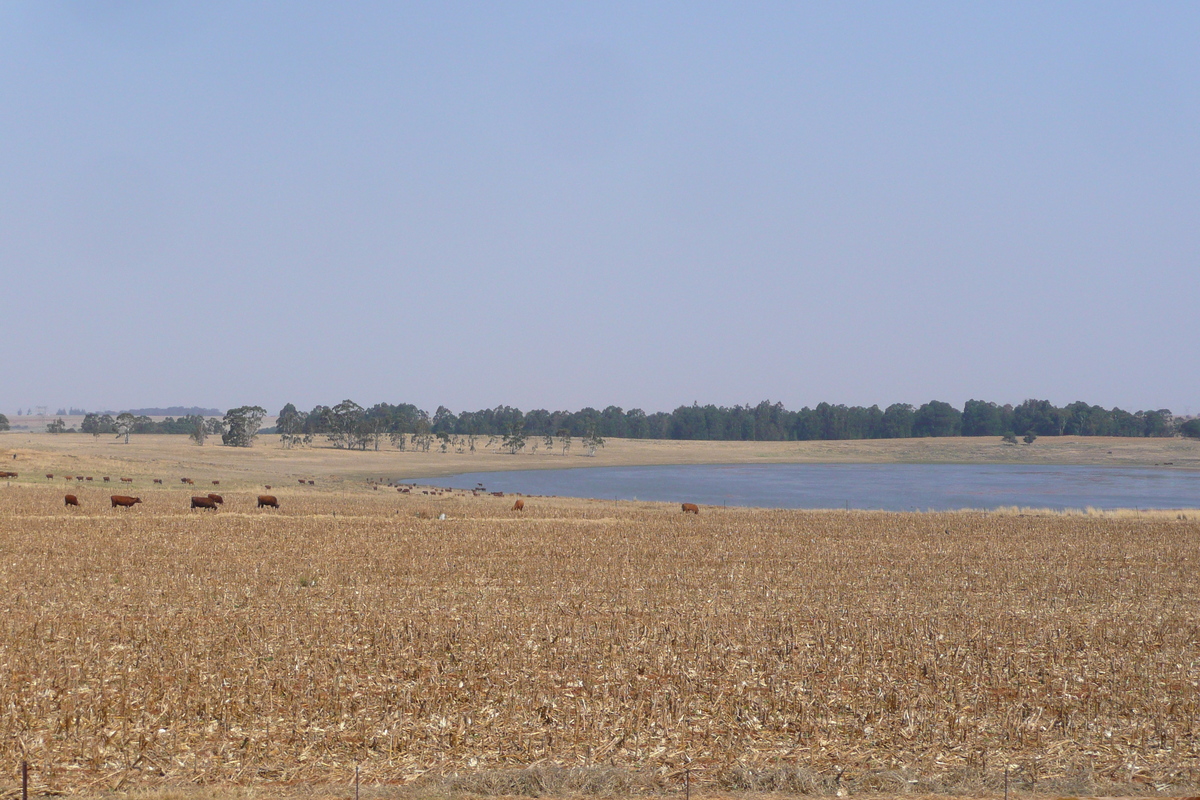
181 478 194 485
257 495 279 509
512 499 525 511
103 476 110 482
153 478 163 484
120 478 132 483
212 480 219 485
111 495 142 509
207 493 223 504
264 485 271 490
75 476 84 481
190 496 218 511
298 479 306 485
307 480 315 485
46 473 54 479
0 471 15 478
64 494 80 507
85 477 93 481
681 503 699 514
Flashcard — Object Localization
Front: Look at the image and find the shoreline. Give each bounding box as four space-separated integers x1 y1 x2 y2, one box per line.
2 432 1198 487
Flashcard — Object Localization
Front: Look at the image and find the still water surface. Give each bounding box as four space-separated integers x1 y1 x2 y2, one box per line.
411 463 1200 511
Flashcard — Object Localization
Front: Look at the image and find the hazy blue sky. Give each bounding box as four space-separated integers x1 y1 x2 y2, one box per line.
3 2 1197 416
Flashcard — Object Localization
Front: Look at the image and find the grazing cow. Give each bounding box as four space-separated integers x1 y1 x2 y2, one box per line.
257 495 279 509
212 480 219 485
76 476 84 481
207 493 223 504
0 471 14 478
681 503 699 514
111 495 142 509
46 473 54 479
491 491 504 497
264 485 271 490
512 499 525 512
190 496 218 511
64 494 79 507
120 477 132 483
103 477 110 482
308 480 314 485
85 477 93 481
181 478 194 485
153 479 163 484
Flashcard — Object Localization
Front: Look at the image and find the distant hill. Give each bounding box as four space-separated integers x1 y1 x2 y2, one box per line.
120 406 222 417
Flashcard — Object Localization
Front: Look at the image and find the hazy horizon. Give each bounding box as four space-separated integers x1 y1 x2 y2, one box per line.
3 3 1197 416
0 393 1190 421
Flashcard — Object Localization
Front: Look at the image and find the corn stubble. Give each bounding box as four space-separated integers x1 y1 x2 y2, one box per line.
1 486 1198 795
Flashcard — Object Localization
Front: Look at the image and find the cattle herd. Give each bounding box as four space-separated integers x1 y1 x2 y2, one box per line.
7 471 705 514
55 492 282 511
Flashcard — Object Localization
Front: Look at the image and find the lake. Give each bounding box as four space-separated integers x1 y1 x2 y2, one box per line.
408 463 1200 511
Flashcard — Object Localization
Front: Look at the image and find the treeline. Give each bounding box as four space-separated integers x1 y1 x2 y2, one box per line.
71 413 225 436
56 406 221 417
268 398 1194 450
38 400 1197 446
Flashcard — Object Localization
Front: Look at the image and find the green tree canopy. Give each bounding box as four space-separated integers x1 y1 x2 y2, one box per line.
114 412 137 444
912 401 962 437
961 399 1006 436
222 406 267 447
277 403 306 448
880 404 915 438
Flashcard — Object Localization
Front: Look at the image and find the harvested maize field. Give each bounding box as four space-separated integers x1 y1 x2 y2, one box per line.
1 482 1198 797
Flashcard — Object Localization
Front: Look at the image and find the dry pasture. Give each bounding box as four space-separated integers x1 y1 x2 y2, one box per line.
3 432 1198 489
0 482 1198 799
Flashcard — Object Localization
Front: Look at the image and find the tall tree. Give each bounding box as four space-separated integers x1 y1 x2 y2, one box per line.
1012 399 1064 437
114 412 136 444
277 403 309 448
326 400 365 449
879 404 915 438
432 405 458 435
189 417 207 446
582 425 605 456
961 399 1005 436
222 406 267 447
912 401 962 437
502 421 527 454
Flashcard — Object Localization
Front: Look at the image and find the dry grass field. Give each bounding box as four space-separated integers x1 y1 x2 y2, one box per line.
1 458 1199 799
